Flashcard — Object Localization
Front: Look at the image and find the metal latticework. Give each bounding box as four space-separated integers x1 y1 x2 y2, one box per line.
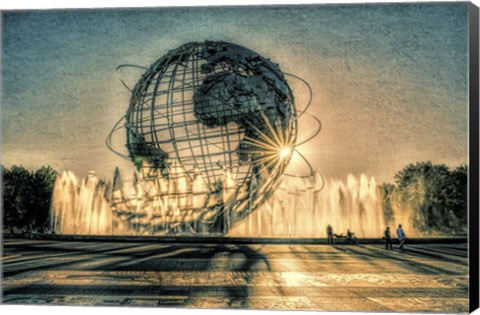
109 41 298 234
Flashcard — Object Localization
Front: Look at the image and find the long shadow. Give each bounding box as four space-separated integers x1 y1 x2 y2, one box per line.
4 242 180 259
103 244 272 307
5 241 252 277
4 242 151 259
2 243 147 266
374 244 467 265
183 244 271 308
432 247 468 258
4 241 232 264
3 243 211 276
3 242 272 309
401 246 467 261
343 245 467 276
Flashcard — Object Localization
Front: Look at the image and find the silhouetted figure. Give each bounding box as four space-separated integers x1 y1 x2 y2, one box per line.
383 226 393 250
20 226 27 238
326 224 334 244
397 224 406 250
346 229 358 244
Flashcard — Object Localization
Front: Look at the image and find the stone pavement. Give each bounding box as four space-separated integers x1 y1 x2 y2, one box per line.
1 239 469 312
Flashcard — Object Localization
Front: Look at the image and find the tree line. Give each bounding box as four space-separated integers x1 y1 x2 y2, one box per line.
2 165 57 234
379 161 468 236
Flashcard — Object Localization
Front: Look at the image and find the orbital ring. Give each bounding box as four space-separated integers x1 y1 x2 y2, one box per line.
285 72 313 121
283 148 315 178
314 167 326 193
109 63 321 181
115 64 152 92
294 111 322 147
106 114 130 160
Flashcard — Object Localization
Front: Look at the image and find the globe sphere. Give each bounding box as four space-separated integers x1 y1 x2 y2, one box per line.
124 41 297 225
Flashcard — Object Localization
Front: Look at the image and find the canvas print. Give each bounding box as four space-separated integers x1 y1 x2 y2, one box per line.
1 2 479 313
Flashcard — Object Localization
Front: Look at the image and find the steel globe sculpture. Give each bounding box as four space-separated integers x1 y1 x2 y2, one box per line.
108 41 300 235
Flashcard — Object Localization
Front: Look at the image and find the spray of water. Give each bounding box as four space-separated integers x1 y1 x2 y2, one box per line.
230 173 416 237
51 168 418 237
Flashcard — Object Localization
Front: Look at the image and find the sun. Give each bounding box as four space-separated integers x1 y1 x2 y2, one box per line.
279 147 292 161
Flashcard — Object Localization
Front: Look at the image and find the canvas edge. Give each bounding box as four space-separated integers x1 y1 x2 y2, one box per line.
469 1 480 313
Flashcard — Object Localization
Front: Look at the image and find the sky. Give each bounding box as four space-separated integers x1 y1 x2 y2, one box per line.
0 2 470 184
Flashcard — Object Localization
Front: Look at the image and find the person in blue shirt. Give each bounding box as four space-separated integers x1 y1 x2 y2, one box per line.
397 224 406 250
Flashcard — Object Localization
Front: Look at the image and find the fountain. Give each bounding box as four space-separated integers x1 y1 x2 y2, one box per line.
51 165 419 238
51 171 113 235
231 173 401 237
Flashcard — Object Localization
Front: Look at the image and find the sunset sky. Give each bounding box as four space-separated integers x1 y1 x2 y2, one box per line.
1 3 470 184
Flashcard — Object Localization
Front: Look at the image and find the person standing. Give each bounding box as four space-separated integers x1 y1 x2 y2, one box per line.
397 224 406 250
326 224 334 245
384 226 393 250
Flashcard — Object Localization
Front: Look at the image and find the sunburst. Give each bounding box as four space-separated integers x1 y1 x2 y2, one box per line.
242 111 296 177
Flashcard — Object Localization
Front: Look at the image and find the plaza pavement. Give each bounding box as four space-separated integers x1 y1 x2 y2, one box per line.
1 239 469 312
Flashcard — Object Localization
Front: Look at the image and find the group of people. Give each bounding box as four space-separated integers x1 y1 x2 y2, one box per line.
383 224 406 250
326 224 407 250
326 225 358 245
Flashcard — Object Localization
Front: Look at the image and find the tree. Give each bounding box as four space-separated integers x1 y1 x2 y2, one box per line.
2 165 57 233
29 166 58 230
379 183 395 225
449 165 468 228
384 161 468 235
3 165 32 231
